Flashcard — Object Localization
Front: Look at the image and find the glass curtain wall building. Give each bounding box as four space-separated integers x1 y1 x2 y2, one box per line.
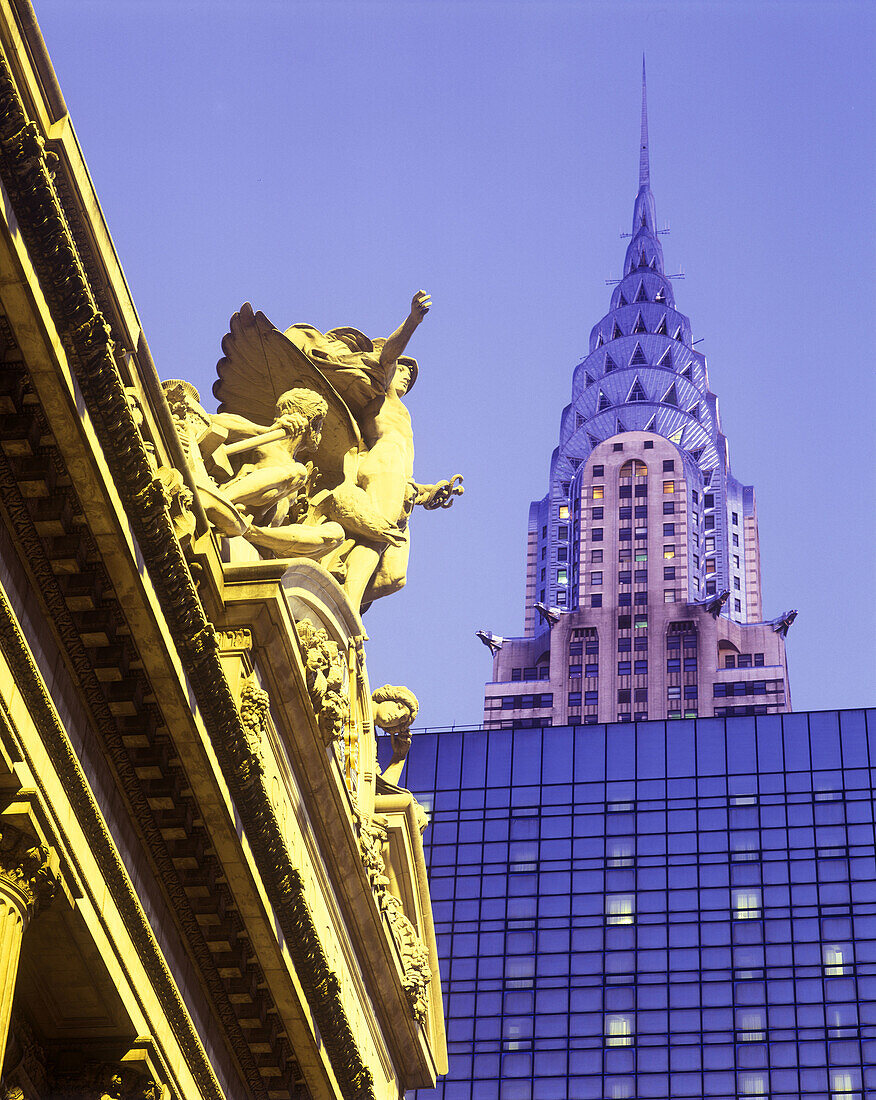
405 710 875 1100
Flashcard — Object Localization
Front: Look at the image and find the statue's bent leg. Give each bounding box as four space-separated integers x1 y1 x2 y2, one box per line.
362 537 411 605
342 541 383 613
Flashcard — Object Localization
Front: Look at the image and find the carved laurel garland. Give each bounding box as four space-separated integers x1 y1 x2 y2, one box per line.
350 802 432 1024
0 46 374 1100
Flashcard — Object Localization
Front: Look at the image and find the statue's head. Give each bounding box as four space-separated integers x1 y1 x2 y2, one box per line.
275 388 328 451
388 356 418 396
371 684 419 733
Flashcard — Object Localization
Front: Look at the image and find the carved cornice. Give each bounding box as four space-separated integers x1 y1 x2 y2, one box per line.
0 822 55 917
0 585 225 1100
0 44 376 1100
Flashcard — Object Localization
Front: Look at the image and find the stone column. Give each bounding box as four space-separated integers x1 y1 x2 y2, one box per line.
0 825 55 1075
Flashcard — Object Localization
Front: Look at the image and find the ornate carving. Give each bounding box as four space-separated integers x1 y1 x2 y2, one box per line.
351 803 432 1024
382 893 432 1024
0 824 56 916
237 673 269 783
217 627 252 652
296 619 350 747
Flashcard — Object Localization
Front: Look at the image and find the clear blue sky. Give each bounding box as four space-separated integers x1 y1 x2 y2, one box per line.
35 1 875 727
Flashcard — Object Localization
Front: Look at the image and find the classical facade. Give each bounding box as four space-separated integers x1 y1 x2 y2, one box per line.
0 3 448 1098
482 69 795 728
407 710 876 1100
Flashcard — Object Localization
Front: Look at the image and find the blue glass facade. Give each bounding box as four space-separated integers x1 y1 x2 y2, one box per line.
406 710 876 1099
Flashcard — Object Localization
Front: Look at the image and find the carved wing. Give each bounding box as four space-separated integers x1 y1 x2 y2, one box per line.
213 303 361 491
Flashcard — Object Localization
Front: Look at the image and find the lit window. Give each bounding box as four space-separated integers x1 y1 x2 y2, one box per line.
592 486 604 499
737 1010 765 1041
738 1072 766 1096
705 560 716 574
733 889 761 920
605 1014 633 1046
635 550 647 562
663 545 675 559
606 895 634 924
634 617 648 629
607 841 633 868
830 1071 858 1097
664 589 676 602
558 569 568 585
823 945 847 975
663 480 675 493
559 505 569 519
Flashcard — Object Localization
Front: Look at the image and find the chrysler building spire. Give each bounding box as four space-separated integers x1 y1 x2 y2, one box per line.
640 55 650 189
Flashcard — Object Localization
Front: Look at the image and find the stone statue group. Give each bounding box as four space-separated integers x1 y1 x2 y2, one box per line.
163 292 462 616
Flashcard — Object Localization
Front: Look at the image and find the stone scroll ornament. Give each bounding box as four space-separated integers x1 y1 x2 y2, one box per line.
211 291 463 615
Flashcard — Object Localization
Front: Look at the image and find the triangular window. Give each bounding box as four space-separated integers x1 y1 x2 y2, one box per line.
627 378 647 403
612 321 624 340
570 456 582 468
595 332 604 348
587 433 601 450
657 347 673 370
598 390 612 411
633 312 647 334
584 371 595 386
639 250 648 268
688 448 704 464
668 426 684 444
662 383 679 406
644 415 657 433
634 282 648 303
604 354 618 374
674 326 683 341
575 412 584 428
680 363 692 380
618 293 628 307
655 287 666 303
616 417 627 434
630 343 648 367
656 315 668 335
687 403 700 420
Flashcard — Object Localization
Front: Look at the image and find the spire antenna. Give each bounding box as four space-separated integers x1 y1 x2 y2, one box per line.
640 55 650 189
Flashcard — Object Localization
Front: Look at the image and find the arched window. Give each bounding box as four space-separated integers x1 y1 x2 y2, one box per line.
620 459 648 479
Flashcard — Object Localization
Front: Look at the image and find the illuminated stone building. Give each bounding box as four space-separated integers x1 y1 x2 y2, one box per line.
483 68 795 729
0 4 446 1098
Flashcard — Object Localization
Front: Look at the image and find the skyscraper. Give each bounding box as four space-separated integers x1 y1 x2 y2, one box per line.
483 66 795 729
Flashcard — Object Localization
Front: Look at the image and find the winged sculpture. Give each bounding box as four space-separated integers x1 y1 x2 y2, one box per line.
168 291 462 615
